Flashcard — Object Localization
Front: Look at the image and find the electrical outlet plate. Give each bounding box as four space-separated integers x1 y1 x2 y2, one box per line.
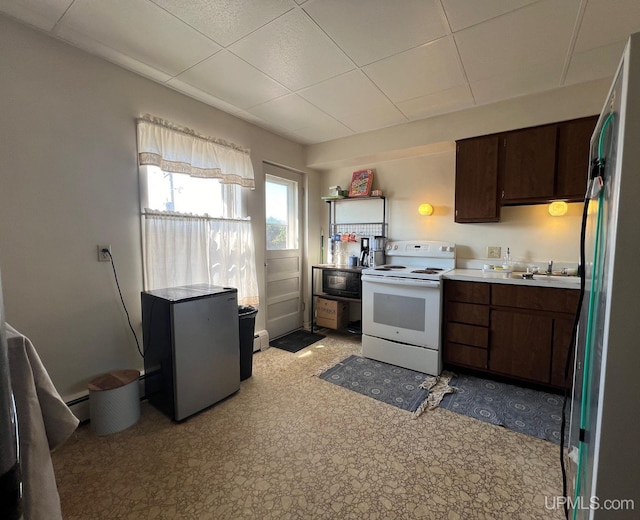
97 244 111 262
487 246 501 259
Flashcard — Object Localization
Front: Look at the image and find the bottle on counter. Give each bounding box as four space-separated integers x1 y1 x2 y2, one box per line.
503 247 511 269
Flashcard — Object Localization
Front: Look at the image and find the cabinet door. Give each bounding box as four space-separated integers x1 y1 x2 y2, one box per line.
502 125 557 202
489 310 552 383
455 135 500 222
551 317 575 389
556 116 598 200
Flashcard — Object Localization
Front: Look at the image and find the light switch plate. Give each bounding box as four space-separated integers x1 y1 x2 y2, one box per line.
487 246 501 259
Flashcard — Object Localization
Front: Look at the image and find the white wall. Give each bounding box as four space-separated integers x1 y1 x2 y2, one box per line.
0 15 315 400
319 152 584 266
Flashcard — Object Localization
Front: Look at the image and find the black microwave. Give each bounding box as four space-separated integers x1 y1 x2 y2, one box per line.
322 269 361 299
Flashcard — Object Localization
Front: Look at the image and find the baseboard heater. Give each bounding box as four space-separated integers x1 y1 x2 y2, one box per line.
253 329 269 352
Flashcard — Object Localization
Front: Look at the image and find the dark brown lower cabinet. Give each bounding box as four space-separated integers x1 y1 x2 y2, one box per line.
489 310 552 383
443 280 578 390
551 317 575 388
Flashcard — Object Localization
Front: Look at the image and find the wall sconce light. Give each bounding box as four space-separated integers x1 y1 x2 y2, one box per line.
548 201 568 217
418 203 434 216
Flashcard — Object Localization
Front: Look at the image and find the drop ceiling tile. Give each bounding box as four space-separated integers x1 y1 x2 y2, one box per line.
454 0 580 82
291 119 353 143
298 70 393 118
172 51 289 109
470 59 563 105
247 94 336 130
0 0 73 31
303 0 448 66
441 0 538 32
574 0 640 53
396 85 474 120
363 36 466 102
338 104 407 133
55 0 220 77
564 41 625 86
228 9 354 90
150 0 294 47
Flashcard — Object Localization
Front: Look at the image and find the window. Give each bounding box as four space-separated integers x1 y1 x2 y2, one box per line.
137 116 258 305
265 174 298 250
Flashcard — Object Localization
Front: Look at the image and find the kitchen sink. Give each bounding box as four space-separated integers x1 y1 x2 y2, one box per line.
510 272 580 285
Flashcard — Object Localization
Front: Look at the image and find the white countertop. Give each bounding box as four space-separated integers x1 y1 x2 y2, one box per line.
445 269 580 289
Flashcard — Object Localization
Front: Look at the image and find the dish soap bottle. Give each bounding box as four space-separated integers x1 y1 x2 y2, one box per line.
503 247 511 269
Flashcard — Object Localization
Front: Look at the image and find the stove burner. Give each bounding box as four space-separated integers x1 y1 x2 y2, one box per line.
381 265 406 269
374 267 391 271
425 267 443 271
411 269 442 275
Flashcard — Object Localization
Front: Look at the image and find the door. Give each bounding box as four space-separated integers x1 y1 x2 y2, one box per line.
264 163 303 339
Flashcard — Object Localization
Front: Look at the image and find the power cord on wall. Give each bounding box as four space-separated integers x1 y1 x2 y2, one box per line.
102 248 144 358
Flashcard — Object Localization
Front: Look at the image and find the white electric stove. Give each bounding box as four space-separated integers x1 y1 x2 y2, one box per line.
360 240 456 375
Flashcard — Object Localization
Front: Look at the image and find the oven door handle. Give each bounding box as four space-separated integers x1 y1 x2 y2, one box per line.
361 274 440 288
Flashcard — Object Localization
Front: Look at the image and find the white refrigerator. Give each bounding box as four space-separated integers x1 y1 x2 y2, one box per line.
567 32 640 519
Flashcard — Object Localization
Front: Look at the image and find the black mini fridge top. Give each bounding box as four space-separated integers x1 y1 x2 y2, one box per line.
141 284 240 421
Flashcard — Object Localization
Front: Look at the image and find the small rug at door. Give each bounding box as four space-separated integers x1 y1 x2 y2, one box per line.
270 329 326 353
316 355 453 418
439 373 567 445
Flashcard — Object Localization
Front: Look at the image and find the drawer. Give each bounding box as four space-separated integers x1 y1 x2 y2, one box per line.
446 301 489 326
446 322 488 348
445 280 490 304
445 342 488 370
491 284 579 314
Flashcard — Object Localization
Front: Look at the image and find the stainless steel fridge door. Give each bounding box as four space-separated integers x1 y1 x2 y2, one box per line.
171 292 240 421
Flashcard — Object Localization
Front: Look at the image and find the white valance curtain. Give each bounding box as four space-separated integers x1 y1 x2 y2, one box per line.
137 116 259 305
137 115 255 188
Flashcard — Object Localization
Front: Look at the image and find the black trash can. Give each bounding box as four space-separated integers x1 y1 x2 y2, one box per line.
238 305 258 381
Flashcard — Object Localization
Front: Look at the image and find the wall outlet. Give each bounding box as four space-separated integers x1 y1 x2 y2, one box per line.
97 244 111 262
487 246 501 259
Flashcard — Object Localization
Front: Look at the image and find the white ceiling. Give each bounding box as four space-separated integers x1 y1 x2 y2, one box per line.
3 0 640 145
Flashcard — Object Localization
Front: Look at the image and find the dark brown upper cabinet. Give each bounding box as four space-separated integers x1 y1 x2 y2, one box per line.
501 125 557 203
454 135 500 223
556 116 598 200
454 115 598 222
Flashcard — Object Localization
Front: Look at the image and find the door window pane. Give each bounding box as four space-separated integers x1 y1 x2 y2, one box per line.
266 175 298 250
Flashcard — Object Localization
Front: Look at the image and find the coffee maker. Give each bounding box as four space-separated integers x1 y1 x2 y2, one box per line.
359 237 370 267
369 236 386 267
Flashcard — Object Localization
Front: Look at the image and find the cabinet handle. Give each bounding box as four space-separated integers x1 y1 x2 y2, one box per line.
501 190 505 199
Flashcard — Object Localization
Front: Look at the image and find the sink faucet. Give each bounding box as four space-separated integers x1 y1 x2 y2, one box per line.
547 260 553 275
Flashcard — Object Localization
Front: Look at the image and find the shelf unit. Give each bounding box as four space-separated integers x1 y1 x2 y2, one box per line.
326 196 387 240
311 197 387 334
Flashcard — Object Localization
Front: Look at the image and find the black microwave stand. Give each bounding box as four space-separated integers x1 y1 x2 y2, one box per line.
311 265 363 334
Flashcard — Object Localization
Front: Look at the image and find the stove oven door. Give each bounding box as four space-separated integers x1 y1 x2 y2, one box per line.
361 274 441 348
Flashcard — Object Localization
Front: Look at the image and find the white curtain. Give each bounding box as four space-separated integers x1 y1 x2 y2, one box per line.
137 116 259 305
143 213 209 290
209 219 259 306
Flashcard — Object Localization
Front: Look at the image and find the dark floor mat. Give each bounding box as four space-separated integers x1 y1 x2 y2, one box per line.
270 329 326 353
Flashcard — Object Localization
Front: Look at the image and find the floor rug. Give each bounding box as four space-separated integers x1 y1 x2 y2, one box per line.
439 373 567 444
270 329 325 353
317 355 449 417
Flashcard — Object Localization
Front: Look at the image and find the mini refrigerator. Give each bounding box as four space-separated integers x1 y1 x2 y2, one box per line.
142 284 240 421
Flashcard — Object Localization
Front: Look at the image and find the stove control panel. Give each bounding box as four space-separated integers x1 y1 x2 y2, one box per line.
386 240 456 258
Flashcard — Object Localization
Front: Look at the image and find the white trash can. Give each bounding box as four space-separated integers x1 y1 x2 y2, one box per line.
88 369 140 435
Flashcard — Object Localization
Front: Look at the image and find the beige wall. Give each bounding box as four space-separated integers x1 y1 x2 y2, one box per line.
0 15 315 399
319 152 584 266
